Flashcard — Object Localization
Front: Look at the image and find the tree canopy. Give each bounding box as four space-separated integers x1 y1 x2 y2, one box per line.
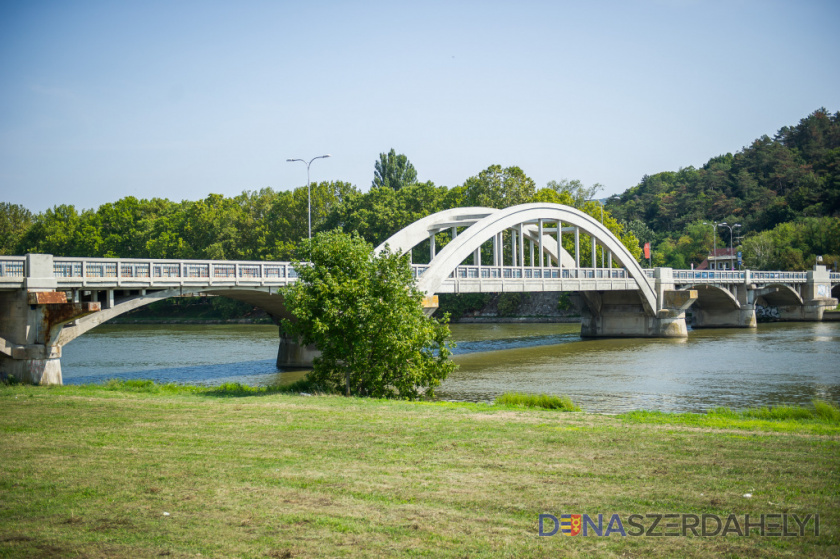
280 230 455 399
373 149 418 191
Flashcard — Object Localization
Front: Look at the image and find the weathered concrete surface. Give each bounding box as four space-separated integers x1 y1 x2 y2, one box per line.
575 290 693 338
0 286 99 384
276 333 318 369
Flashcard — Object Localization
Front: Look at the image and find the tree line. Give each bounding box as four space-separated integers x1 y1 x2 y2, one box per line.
2 108 838 271
0 161 639 266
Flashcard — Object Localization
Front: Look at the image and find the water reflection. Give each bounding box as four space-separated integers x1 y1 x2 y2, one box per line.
61 321 840 413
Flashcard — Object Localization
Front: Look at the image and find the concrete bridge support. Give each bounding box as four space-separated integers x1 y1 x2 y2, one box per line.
691 281 757 329
276 333 318 369
575 269 698 338
575 290 694 338
0 255 99 384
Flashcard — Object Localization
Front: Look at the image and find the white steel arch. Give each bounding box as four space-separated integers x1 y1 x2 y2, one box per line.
375 206 497 256
412 203 657 312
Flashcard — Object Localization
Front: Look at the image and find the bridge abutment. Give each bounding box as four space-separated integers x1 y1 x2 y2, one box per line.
0 255 99 385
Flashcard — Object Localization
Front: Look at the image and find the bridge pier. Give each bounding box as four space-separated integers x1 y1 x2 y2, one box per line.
276 333 318 369
0 255 99 384
575 288 696 338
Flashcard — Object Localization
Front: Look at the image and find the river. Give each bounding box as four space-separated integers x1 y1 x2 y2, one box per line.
61 321 840 413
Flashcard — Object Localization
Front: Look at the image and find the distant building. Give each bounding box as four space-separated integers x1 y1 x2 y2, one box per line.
697 248 737 270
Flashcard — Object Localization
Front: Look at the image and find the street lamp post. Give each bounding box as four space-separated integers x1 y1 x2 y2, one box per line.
703 221 717 270
286 154 331 242
717 222 741 270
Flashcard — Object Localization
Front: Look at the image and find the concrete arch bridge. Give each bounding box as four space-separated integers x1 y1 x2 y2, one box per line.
2 203 837 384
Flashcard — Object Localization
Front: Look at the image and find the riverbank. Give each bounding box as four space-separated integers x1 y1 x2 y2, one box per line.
1 383 836 558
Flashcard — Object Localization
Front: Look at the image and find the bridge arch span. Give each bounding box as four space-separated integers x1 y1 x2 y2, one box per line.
683 284 741 310
754 284 804 307
57 288 289 347
412 203 658 313
376 207 497 256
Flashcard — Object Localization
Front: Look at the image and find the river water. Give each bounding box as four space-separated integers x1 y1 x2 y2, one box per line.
61 321 840 413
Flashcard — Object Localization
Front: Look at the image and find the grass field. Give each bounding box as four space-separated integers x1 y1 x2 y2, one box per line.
1 382 838 558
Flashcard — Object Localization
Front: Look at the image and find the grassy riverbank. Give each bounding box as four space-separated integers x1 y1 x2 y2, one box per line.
1 383 837 558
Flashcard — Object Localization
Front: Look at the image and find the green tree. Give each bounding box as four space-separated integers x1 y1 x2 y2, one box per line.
0 203 33 255
545 179 603 208
461 164 536 209
280 230 455 399
373 149 418 191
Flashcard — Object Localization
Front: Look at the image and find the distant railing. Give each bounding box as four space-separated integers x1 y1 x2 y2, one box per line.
750 271 808 282
673 270 746 282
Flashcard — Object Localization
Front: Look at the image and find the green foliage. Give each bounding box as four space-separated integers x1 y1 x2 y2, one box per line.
710 401 840 424
742 216 840 270
545 179 603 207
494 392 581 411
813 399 840 422
556 292 574 312
373 149 418 191
280 230 456 399
0 202 33 255
436 293 492 321
461 164 536 209
605 108 840 269
496 293 522 317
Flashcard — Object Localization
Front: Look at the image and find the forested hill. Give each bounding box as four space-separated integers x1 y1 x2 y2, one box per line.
605 108 840 270
607 108 839 232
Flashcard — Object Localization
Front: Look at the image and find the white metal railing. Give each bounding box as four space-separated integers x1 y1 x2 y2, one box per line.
411 265 631 281
0 256 826 288
0 257 26 277
750 271 808 283
672 270 746 282
46 257 298 281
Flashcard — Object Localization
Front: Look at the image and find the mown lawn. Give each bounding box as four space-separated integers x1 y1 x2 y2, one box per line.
0 383 837 558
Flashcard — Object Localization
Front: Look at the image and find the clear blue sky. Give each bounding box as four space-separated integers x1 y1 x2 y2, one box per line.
2 0 839 212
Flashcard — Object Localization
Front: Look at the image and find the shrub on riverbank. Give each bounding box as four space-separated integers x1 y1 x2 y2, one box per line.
494 391 581 411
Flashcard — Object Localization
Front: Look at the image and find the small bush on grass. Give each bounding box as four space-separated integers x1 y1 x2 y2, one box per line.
813 399 840 422
495 392 581 411
705 400 840 423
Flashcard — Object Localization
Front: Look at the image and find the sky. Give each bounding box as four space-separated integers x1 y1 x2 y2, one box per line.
1 0 839 213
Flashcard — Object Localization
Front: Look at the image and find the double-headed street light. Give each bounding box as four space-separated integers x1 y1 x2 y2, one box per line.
718 222 741 270
286 154 331 241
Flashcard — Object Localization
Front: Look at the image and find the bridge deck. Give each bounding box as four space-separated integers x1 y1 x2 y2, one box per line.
0 256 837 292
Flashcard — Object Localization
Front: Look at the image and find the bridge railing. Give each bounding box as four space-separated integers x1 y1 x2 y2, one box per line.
749 271 808 283
412 265 631 281
0 257 25 277
48 257 299 281
673 270 746 282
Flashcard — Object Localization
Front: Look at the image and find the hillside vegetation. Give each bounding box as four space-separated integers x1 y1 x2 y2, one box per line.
607 108 840 270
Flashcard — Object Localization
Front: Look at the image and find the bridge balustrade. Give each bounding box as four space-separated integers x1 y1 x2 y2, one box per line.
414 265 631 281
751 271 807 283
0 257 301 283
0 258 25 277
673 270 745 282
